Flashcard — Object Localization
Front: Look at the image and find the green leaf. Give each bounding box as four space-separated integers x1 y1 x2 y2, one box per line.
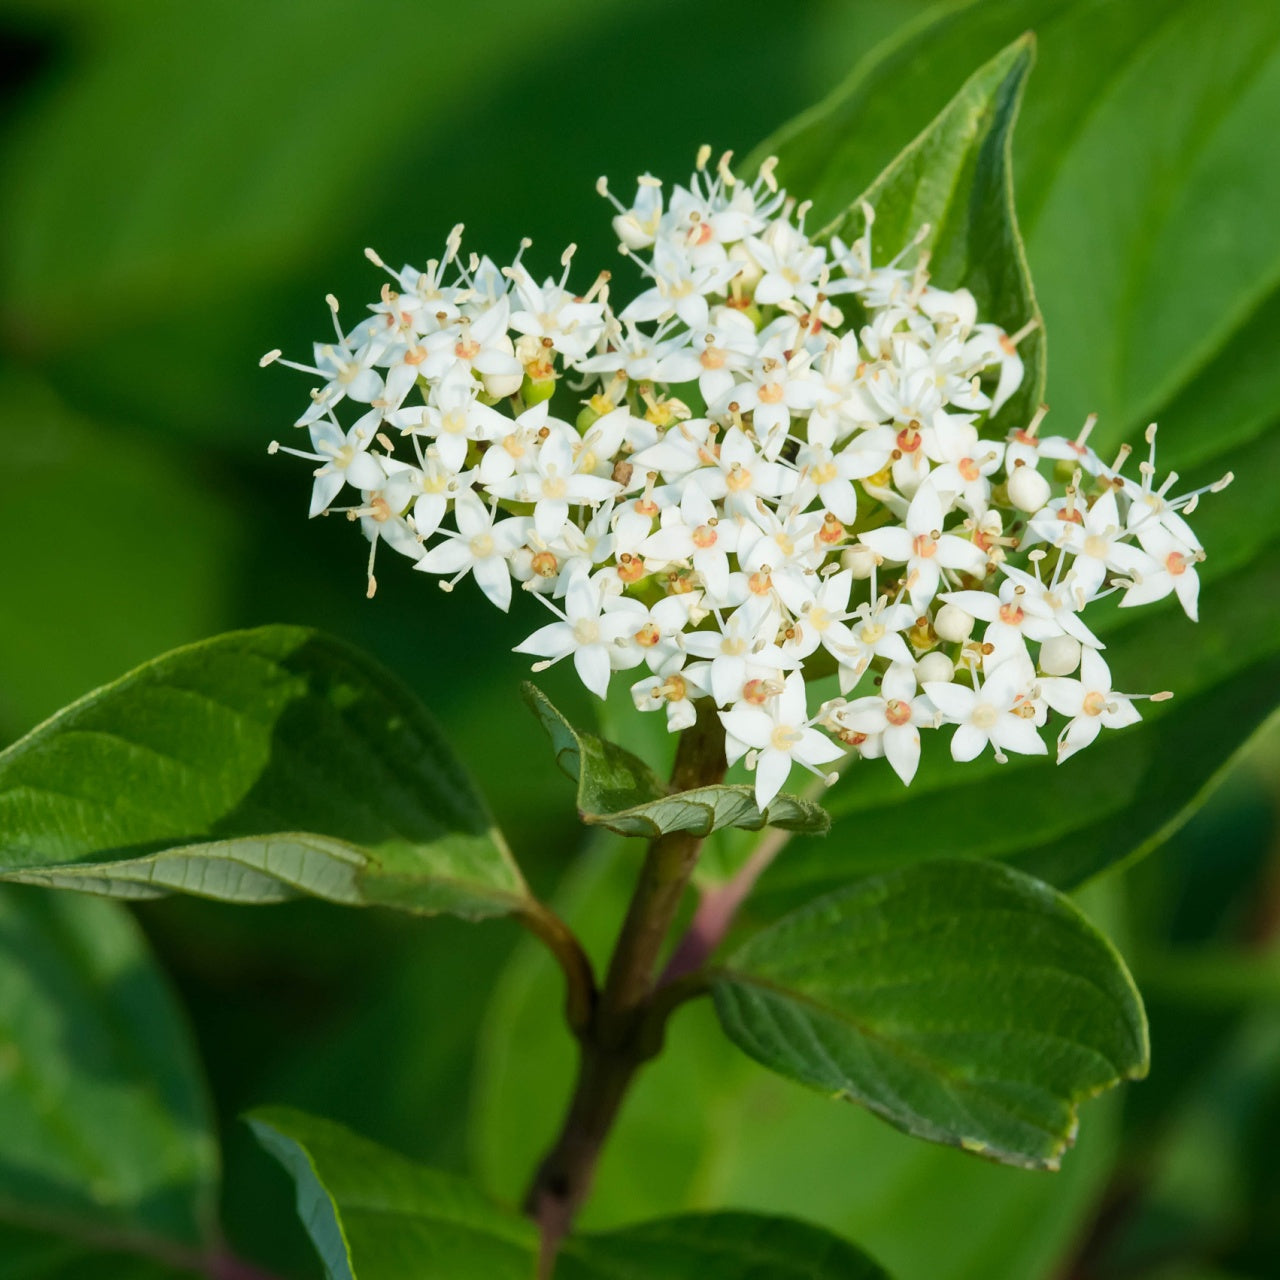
756 0 1280 454
807 35 1044 429
0 886 216 1258
471 837 1125 1279
523 684 830 838
731 0 1280 908
713 859 1148 1170
0 626 527 920
250 1107 888 1279
560 1213 889 1280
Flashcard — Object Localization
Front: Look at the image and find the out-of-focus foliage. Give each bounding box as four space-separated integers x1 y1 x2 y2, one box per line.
0 0 1277 1277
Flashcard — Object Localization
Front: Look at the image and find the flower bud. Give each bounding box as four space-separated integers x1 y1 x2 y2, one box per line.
915 651 954 685
1007 463 1051 513
521 370 557 406
842 544 878 579
934 603 974 643
481 368 523 399
1039 634 1082 675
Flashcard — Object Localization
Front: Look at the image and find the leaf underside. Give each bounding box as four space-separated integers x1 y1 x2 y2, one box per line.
522 683 830 838
0 626 527 921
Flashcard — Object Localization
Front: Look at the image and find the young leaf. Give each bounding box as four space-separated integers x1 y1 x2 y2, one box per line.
712 859 1148 1170
523 684 829 838
812 36 1044 429
0 626 528 921
0 886 217 1260
250 1107 889 1279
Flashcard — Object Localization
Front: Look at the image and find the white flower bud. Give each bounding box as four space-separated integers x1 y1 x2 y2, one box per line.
934 603 974 643
1008 463 1051 513
1039 634 1082 676
842 544 878 579
613 215 656 251
481 368 524 399
915 651 954 686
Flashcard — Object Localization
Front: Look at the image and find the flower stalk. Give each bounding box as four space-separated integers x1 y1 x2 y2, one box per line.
524 699 726 1275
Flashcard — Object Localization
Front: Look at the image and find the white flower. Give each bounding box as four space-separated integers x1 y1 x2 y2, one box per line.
507 257 607 362
925 659 1047 764
269 409 386 517
720 671 844 808
831 592 917 691
1039 648 1150 762
682 598 794 707
621 238 741 330
640 486 742 602
860 480 988 614
631 662 712 732
744 218 827 307
831 663 934 784
1031 488 1152 602
485 421 620 543
711 342 821 459
415 493 527 611
515 574 645 698
1117 522 1203 619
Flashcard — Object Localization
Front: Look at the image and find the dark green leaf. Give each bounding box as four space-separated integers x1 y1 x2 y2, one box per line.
755 0 1280 452
0 627 527 920
524 684 829 838
559 1212 888 1280
250 1107 888 1279
804 36 1044 429
0 886 216 1257
713 860 1148 1169
732 0 1280 906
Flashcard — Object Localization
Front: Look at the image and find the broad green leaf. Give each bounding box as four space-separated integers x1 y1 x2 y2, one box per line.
249 1107 532 1279
756 0 1280 452
0 627 527 920
816 36 1044 429
727 0 1280 906
524 684 830 838
471 836 1125 1280
0 886 216 1259
250 1107 888 1279
713 860 1147 1170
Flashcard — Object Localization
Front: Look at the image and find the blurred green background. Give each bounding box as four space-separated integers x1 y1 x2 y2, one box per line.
1 1 1278 1277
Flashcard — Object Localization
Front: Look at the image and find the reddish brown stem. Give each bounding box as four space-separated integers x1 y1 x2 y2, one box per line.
524 701 726 1274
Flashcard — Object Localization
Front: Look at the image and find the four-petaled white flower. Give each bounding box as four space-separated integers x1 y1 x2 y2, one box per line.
721 671 844 809
832 663 934 785
926 660 1048 764
1039 648 1148 761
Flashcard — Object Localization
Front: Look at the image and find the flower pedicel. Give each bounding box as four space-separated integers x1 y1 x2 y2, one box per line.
265 148 1230 809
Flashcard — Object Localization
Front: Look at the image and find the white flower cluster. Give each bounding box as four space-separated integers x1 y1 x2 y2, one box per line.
266 148 1230 809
